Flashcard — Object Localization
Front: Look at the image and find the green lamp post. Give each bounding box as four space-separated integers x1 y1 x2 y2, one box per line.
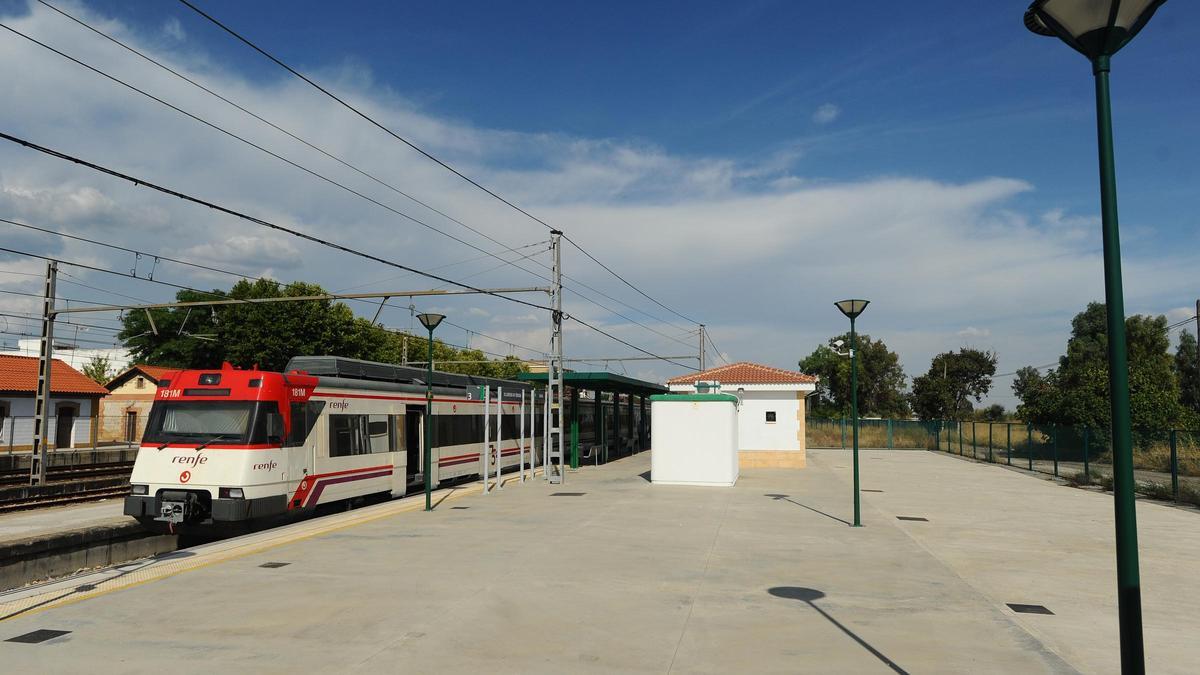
416 312 445 512
1024 2 1167 671
835 299 869 528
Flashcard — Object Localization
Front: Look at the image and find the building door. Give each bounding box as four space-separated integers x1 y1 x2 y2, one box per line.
125 410 138 444
55 405 77 449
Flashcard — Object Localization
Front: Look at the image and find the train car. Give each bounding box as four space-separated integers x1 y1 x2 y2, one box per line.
124 357 542 533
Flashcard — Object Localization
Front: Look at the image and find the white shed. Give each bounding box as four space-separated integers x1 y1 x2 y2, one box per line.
667 362 817 469
649 393 739 487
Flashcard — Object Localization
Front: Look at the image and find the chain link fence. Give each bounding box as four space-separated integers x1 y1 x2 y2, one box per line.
808 417 1200 507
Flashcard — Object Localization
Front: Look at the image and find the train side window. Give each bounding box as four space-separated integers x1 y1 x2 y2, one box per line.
287 401 325 447
329 414 369 457
765 411 777 423
368 414 391 454
390 414 404 453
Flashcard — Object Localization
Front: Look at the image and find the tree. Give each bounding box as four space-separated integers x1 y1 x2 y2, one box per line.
1011 302 1194 440
798 333 909 418
1175 331 1200 416
980 403 1006 422
117 279 529 377
82 355 113 385
910 348 997 420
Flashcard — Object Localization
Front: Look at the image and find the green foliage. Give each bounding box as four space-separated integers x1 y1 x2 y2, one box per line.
980 403 1006 422
910 348 997 420
81 355 113 385
117 280 529 377
798 333 909 418
1175 331 1200 415
1011 302 1196 440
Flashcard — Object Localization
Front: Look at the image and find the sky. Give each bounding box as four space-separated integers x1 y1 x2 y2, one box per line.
0 0 1197 410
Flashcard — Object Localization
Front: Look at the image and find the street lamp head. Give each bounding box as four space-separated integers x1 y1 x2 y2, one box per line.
1024 0 1166 60
416 312 445 331
834 299 870 320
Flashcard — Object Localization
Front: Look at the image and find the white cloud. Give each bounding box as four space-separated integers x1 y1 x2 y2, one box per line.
813 103 840 125
0 1 1193 408
162 17 185 42
957 327 991 339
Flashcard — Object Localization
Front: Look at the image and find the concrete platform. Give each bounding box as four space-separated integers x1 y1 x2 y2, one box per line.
0 450 1195 673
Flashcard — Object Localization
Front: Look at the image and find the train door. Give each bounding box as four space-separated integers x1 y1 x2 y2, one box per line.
405 405 423 482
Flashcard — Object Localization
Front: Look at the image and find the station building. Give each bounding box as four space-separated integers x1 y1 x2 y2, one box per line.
0 354 108 451
667 362 817 468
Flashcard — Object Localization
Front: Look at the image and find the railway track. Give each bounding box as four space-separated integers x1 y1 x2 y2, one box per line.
0 461 135 487
0 485 131 514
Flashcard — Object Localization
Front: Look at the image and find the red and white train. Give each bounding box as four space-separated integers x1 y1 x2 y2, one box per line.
124 356 543 533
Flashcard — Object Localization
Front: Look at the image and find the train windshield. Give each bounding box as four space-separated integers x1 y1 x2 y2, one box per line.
143 401 282 445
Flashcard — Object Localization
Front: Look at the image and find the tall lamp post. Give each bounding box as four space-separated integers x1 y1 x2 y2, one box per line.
1024 2 1167 671
835 299 869 527
417 312 445 512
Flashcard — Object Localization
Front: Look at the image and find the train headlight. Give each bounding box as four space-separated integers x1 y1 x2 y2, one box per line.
219 487 245 499
131 484 149 496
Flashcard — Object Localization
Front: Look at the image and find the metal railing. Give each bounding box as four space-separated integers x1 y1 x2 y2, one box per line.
807 417 1199 506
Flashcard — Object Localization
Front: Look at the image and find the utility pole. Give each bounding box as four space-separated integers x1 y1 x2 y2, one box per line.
29 261 57 486
546 230 565 484
699 324 706 371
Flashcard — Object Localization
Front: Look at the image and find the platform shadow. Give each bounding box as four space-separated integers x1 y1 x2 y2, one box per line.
764 494 851 526
638 470 651 482
768 586 908 674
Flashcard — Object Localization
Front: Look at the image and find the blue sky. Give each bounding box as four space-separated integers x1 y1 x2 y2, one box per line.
0 1 1196 409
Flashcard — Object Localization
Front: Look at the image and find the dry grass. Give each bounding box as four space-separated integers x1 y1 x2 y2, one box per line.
806 422 930 449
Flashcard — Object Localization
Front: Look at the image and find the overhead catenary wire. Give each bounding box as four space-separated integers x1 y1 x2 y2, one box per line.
0 21 554 290
991 313 1199 379
35 0 541 265
0 133 699 368
36 1 698 344
0 131 555 313
174 0 703 333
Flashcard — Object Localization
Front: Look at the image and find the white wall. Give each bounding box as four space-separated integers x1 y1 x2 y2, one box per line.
0 339 132 373
0 396 95 448
651 398 738 486
737 391 800 452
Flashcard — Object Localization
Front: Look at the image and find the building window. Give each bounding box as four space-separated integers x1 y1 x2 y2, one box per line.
135 377 145 389
0 400 8 437
765 411 777 423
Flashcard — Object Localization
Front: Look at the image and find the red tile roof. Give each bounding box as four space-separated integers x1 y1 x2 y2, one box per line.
667 362 817 386
105 364 178 391
0 354 109 396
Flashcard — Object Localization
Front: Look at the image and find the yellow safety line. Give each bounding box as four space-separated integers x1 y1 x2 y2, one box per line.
0 468 542 623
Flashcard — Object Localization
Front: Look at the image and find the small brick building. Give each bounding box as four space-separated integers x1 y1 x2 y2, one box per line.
98 365 175 444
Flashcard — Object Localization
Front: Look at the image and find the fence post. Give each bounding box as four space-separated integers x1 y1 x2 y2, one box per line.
971 422 977 460
1083 426 1090 478
1006 423 1012 465
988 423 994 463
958 422 963 455
1027 424 1033 471
935 423 940 452
1052 426 1059 477
887 419 893 449
1170 429 1179 502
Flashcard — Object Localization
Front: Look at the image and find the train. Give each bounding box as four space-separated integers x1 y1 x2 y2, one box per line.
124 356 545 533
124 356 648 533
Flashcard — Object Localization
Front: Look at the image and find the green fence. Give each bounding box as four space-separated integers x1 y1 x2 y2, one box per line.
807 417 1200 506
